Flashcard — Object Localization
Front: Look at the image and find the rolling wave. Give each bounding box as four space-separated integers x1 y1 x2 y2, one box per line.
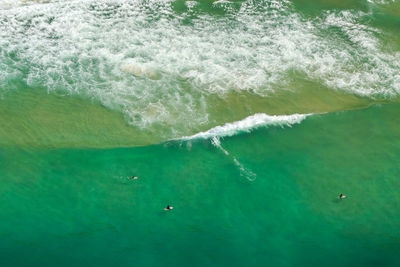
0 0 398 138
180 113 309 140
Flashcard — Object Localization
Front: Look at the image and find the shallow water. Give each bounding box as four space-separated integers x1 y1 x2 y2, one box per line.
1 0 400 142
0 0 400 266
1 104 400 266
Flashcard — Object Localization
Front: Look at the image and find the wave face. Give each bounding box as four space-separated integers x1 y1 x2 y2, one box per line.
177 112 309 182
0 0 399 139
178 112 307 182
181 113 309 140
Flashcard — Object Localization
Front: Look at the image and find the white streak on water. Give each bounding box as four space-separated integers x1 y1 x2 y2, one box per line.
212 136 256 182
181 113 309 140
0 0 398 137
179 112 309 182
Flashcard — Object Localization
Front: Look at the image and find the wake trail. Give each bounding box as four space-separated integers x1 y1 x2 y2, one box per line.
211 136 256 182
177 112 311 181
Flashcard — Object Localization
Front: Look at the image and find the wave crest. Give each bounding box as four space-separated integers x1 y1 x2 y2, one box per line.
180 113 309 140
0 0 398 137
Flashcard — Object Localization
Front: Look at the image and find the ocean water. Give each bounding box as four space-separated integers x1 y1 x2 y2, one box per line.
0 0 399 266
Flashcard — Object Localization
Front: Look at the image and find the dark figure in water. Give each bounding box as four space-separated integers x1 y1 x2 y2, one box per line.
339 193 346 199
164 205 173 210
128 176 138 180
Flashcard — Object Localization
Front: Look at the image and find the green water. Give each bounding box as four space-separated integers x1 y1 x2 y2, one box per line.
1 0 400 266
1 104 400 266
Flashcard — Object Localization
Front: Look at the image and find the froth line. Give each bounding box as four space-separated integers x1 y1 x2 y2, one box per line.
179 113 310 140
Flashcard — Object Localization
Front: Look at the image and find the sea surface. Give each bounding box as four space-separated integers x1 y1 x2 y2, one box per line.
0 0 400 266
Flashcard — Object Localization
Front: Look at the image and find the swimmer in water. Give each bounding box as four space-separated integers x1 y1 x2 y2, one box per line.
128 176 138 180
164 205 173 210
339 193 346 199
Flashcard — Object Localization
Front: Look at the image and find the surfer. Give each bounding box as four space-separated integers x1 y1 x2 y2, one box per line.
128 176 138 180
339 193 346 199
164 205 173 210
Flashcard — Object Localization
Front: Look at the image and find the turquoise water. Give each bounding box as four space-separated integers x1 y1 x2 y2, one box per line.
2 104 400 266
1 0 400 266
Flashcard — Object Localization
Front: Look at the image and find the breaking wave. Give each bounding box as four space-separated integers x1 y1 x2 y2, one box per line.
180 113 309 140
0 0 398 138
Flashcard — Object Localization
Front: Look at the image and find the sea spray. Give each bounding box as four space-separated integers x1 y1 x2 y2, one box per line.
177 113 310 181
181 113 310 140
0 0 398 136
1 0 400 265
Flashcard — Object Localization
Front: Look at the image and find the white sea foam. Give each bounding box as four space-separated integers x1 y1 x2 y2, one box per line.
0 0 399 137
181 113 309 140
367 0 396 4
211 136 256 181
200 112 308 181
0 0 62 10
233 157 257 181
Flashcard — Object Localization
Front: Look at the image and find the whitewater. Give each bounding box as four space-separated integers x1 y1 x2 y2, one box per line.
180 113 309 140
0 0 399 143
1 1 400 266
